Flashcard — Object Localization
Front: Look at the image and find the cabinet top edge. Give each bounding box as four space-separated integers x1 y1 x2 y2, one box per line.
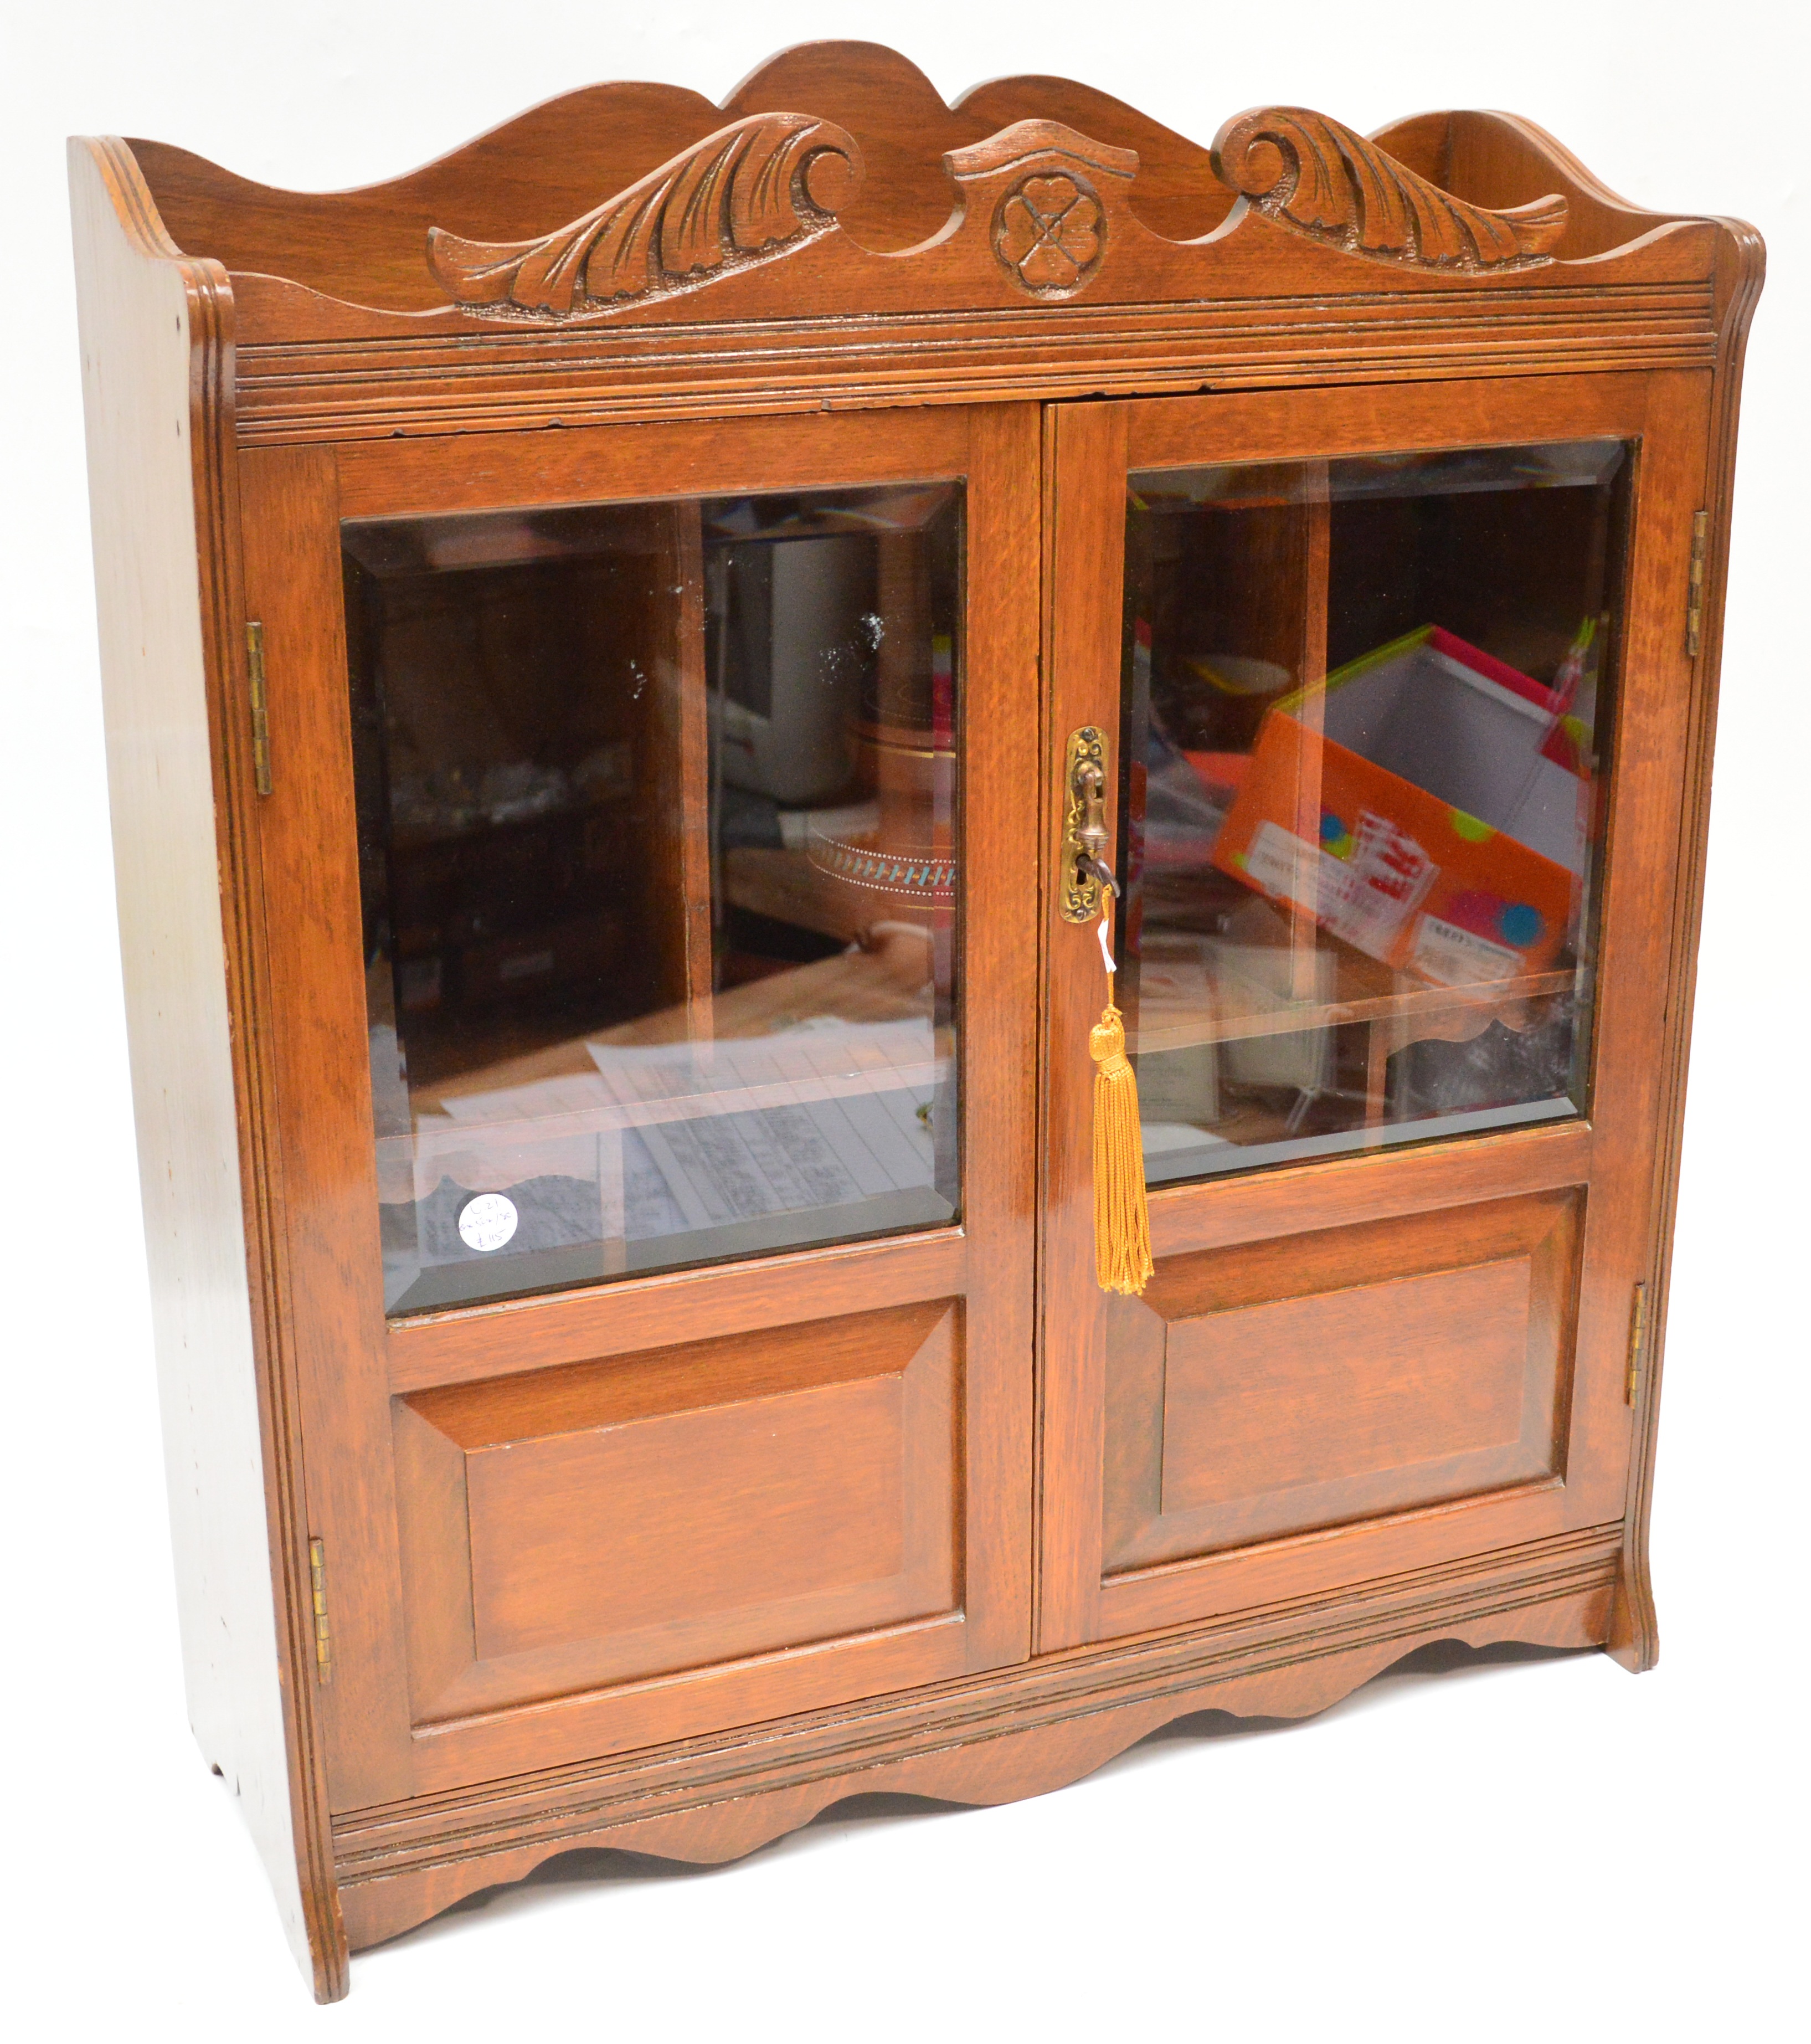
70 44 1759 352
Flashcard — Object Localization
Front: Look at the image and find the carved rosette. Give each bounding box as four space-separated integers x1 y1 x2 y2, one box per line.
428 112 862 317
1213 107 1567 270
946 122 1138 304
995 172 1105 298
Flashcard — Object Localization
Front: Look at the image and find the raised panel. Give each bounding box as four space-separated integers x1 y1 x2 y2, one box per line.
394 1299 958 1722
1104 1190 1580 1571
1157 1258 1538 1522
466 1378 908 1658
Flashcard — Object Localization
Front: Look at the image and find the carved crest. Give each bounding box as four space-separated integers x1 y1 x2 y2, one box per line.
1213 107 1567 270
995 173 1105 298
948 122 1138 302
428 112 862 316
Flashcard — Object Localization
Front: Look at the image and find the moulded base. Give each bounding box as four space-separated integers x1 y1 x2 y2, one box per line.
331 1522 1622 1958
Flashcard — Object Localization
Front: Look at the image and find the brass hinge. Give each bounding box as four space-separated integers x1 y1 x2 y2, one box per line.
1625 1281 1648 1406
308 1536 333 1684
246 620 272 796
1685 511 1709 658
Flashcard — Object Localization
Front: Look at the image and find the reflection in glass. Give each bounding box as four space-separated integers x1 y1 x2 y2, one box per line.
1120 440 1628 1185
345 485 963 1313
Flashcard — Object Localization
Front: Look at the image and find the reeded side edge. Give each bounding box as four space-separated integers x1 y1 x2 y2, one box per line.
183 203 351 2003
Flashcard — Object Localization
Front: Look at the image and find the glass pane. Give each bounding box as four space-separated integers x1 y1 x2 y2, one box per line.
346 483 963 1314
1120 439 1628 1185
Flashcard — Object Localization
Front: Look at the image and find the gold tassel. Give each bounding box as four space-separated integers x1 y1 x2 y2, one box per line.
1090 1003 1153 1295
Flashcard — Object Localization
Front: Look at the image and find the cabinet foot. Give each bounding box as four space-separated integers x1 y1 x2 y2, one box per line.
1606 1547 1659 1672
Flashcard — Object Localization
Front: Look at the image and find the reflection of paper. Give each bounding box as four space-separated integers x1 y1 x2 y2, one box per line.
1142 1120 1232 1157
1208 938 1335 1093
413 1130 602 1203
393 1019 945 1223
636 1089 933 1229
1138 942 1210 1008
1209 938 1336 1009
588 1018 937 1120
1322 811 1436 954
1411 915 1521 988
1243 814 1436 965
419 1019 940 1139
600 1134 625 1240
1244 820 1356 920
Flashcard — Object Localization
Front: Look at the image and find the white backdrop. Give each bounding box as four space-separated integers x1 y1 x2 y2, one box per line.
3 3 1803 2034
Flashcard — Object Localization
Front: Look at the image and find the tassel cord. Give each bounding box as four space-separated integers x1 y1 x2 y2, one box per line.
1088 879 1154 1296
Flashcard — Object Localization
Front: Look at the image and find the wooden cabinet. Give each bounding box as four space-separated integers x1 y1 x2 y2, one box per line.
70 45 1761 2000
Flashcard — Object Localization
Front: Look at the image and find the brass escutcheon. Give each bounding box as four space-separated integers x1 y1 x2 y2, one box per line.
1059 726 1110 922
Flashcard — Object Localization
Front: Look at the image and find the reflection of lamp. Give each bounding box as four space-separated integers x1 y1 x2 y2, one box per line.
805 819 956 908
807 526 956 916
714 534 870 806
812 635 956 907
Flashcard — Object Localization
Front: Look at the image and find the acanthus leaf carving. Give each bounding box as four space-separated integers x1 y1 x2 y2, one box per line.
1212 107 1567 270
428 112 862 317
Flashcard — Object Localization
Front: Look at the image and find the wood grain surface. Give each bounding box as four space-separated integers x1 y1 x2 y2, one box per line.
1108 1193 1579 1565
333 1519 1620 1951
1040 368 1715 1655
393 1303 956 1716
240 400 1041 1805
68 47 1763 2000
91 48 1728 448
69 139 346 1997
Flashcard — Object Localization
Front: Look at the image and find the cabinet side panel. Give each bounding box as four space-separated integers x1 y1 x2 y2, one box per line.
69 141 331 1993
1611 225 1766 1671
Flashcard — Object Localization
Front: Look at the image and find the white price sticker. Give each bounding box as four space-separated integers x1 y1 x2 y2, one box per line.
457 1193 519 1253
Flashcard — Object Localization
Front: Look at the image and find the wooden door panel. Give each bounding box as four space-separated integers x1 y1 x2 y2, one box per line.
1041 372 1711 1652
395 1301 957 1719
245 403 1041 1809
1104 1191 1577 1571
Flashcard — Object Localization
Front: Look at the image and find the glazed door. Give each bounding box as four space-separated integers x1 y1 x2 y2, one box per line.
1038 373 1709 1648
241 405 1041 1806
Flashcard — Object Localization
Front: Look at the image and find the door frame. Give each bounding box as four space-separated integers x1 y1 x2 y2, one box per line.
239 403 1043 1806
1037 371 1712 1651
